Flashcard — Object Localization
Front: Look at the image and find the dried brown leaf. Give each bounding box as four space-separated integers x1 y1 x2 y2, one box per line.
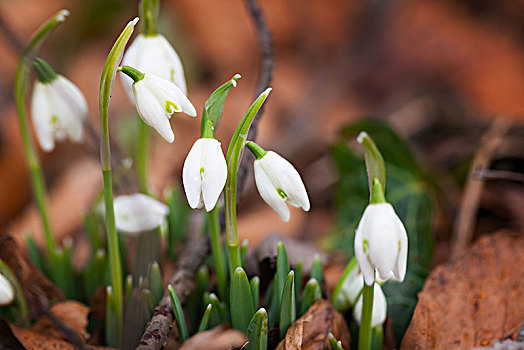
277 299 350 350
402 231 524 349
32 301 90 341
178 324 247 350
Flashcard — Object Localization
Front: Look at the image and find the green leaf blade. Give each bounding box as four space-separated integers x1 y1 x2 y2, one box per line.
230 267 255 332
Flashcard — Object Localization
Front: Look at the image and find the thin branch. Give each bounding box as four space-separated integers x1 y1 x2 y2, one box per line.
451 118 512 260
136 213 208 350
37 308 90 350
475 167 524 184
237 0 274 198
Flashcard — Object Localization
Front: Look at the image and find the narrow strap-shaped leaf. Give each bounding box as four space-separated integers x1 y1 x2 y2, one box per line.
276 241 290 307
247 308 268 350
250 276 260 310
208 293 227 327
149 261 163 304
201 74 241 135
230 267 255 332
105 286 118 347
198 304 212 332
371 326 383 350
300 278 321 316
294 260 303 311
310 253 323 286
279 270 295 339
168 284 189 342
329 333 344 350
166 186 189 258
241 239 249 266
357 131 386 200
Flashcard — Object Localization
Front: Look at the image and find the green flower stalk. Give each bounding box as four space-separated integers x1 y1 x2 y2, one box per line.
224 88 271 272
99 17 139 347
14 9 69 273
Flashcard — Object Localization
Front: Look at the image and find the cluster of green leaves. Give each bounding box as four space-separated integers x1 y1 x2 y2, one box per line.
327 120 437 344
168 241 324 349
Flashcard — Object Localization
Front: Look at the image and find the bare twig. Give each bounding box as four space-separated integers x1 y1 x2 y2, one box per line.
475 168 524 184
136 213 208 350
451 118 512 260
37 308 90 350
237 0 274 198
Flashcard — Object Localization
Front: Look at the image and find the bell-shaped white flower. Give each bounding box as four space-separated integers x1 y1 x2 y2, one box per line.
333 260 364 312
120 66 196 143
182 138 227 212
250 144 310 222
354 202 408 286
0 273 14 306
114 193 169 233
353 283 387 328
121 33 187 100
31 59 87 152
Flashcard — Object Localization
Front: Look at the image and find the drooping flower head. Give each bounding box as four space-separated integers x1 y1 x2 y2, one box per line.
183 138 228 211
31 58 88 152
247 141 310 222
0 273 14 306
353 283 387 328
113 193 169 233
118 65 196 143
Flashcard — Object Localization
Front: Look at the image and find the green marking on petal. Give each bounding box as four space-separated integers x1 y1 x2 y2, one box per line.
165 100 180 114
398 239 401 253
170 68 175 82
200 167 205 180
276 188 287 199
363 238 369 254
50 115 58 125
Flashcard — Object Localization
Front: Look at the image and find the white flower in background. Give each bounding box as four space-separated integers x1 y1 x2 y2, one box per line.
31 58 87 152
182 138 227 211
354 203 408 286
121 33 187 100
353 283 387 328
0 273 14 306
333 260 364 312
249 144 310 222
120 66 196 143
114 193 169 233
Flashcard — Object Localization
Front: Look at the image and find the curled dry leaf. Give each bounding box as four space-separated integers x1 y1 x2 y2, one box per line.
32 301 90 341
178 324 247 350
402 231 524 349
0 233 62 310
276 299 349 350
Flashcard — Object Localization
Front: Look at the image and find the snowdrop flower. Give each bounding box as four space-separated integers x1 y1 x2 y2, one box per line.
0 273 14 306
121 33 187 100
114 193 169 233
119 65 196 143
333 259 364 312
353 283 387 328
354 202 408 286
247 141 310 222
182 138 227 211
31 58 87 152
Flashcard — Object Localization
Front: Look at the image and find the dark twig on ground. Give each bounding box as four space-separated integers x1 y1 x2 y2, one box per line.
136 213 208 350
236 0 274 198
451 118 512 260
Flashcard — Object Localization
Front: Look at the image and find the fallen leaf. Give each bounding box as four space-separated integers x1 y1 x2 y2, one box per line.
32 301 90 341
178 324 246 350
276 299 350 350
402 231 524 349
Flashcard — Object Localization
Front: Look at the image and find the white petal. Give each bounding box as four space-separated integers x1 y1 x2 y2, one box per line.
114 193 169 233
133 79 175 143
393 214 408 282
334 259 363 311
201 139 227 212
263 151 310 211
145 75 196 117
182 139 205 209
51 76 87 143
354 224 375 286
361 203 400 281
31 82 55 152
0 273 14 306
254 158 290 222
121 34 187 102
353 284 387 328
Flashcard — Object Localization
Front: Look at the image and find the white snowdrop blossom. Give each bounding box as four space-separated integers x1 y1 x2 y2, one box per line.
253 151 310 222
121 33 187 100
182 138 227 212
354 202 408 286
114 193 169 233
31 76 88 152
0 273 14 306
353 283 387 328
132 73 196 143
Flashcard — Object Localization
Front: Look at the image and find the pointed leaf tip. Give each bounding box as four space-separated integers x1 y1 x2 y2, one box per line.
57 9 70 20
357 131 368 144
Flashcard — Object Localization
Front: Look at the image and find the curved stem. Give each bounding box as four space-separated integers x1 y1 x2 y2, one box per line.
99 17 139 347
208 207 227 299
358 282 375 350
14 9 69 267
